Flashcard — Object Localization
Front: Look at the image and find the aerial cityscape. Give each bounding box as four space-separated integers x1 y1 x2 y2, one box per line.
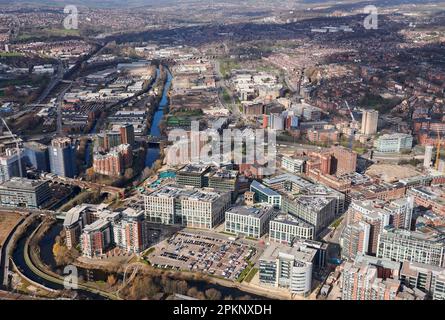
0 0 445 305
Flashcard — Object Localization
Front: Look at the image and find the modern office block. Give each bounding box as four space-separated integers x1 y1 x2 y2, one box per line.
49 137 77 178
0 177 51 209
269 213 315 244
225 204 276 239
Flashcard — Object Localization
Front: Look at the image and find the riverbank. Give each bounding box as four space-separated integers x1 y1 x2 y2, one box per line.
11 219 117 300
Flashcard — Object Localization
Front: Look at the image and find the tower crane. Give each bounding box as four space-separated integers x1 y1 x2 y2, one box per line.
1 117 23 178
436 129 441 171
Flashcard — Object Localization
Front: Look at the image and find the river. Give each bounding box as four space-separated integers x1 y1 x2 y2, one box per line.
25 221 267 300
11 222 106 300
145 67 173 168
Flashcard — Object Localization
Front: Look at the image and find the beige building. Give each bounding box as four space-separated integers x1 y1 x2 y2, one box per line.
361 110 379 135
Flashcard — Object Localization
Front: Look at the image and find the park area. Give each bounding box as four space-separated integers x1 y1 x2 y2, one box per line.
0 211 23 247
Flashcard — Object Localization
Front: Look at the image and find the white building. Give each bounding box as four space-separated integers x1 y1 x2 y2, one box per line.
281 156 305 174
374 133 413 153
361 110 379 135
225 204 276 239
269 213 315 243
144 185 231 229
259 244 314 296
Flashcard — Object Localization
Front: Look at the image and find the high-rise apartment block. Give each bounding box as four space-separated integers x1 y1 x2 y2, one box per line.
23 141 50 172
341 254 425 300
361 109 378 135
113 208 148 254
93 144 133 176
377 227 445 267
49 137 77 178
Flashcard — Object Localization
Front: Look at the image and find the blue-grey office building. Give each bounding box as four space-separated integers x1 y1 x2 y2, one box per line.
49 137 77 178
24 141 50 172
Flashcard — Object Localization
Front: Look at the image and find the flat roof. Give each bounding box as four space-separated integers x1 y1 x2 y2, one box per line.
0 177 47 190
272 213 313 229
226 204 274 219
261 243 316 263
147 184 225 202
250 180 280 197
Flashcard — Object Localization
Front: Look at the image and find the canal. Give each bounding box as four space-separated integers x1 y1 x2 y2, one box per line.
145 67 172 168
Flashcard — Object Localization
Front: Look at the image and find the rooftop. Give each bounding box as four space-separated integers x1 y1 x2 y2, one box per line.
261 243 316 264
0 178 47 190
272 213 313 229
147 184 225 202
226 204 274 219
178 164 210 175
250 180 280 197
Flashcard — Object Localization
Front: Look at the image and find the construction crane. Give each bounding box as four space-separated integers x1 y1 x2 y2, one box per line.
436 129 441 170
1 117 23 178
345 100 356 150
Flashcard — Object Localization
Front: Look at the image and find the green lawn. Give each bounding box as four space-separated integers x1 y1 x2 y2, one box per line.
0 52 23 58
244 268 258 283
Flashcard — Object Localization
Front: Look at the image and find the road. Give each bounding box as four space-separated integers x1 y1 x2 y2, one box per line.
213 60 240 117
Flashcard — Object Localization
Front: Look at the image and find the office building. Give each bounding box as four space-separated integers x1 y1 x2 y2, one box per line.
225 204 276 239
263 174 345 216
259 243 315 297
250 180 282 208
269 213 315 244
23 141 50 172
377 227 445 267
281 156 305 174
0 177 51 209
176 164 211 188
49 137 77 178
0 149 25 183
144 185 231 229
361 109 378 135
282 195 336 235
208 169 239 201
374 133 413 153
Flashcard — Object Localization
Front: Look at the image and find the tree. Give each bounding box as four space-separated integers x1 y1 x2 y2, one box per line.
205 288 222 300
177 280 188 295
3 85 15 96
124 168 134 180
107 274 117 288
187 287 199 298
